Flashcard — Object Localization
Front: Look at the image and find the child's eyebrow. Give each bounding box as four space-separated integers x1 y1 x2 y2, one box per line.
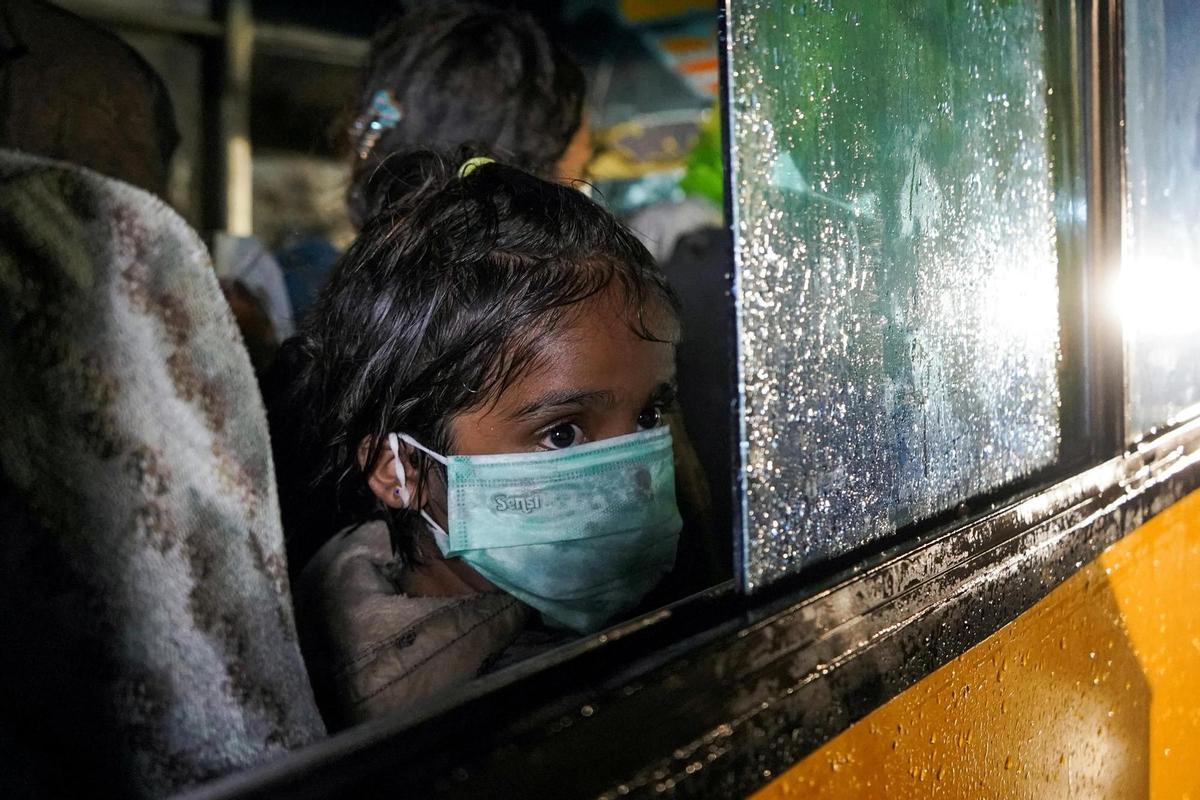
510 389 617 420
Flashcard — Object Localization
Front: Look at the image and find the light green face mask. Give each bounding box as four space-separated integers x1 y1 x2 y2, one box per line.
387 427 683 634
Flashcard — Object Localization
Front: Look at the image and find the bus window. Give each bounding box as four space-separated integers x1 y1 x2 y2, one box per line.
1121 0 1200 438
726 1 1080 589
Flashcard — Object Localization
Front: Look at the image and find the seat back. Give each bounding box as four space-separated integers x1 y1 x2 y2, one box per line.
0 151 324 798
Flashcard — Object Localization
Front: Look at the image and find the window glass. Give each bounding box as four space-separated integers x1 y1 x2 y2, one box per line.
1122 0 1200 437
728 0 1064 589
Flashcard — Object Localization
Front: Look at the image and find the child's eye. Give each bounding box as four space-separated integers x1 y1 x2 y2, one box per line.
636 405 663 431
539 422 584 450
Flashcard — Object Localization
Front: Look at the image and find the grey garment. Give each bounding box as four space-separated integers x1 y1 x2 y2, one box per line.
0 150 324 799
211 232 296 340
625 196 724 264
296 521 535 731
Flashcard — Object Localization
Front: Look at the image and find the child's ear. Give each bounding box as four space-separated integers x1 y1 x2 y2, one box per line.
358 436 421 510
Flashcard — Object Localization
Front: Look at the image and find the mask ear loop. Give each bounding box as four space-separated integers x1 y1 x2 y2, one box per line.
397 433 448 465
386 433 411 506
387 433 452 555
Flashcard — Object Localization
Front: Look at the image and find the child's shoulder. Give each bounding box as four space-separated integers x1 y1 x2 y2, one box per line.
296 520 518 635
294 520 530 726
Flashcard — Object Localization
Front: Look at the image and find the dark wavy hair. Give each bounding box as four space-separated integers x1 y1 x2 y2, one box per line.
272 152 678 574
346 1 586 227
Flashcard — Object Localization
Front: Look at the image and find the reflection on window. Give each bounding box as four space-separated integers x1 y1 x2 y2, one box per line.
728 0 1063 588
1122 0 1200 438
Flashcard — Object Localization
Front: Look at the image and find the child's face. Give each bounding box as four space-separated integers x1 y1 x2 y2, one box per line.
448 290 678 456
365 289 679 555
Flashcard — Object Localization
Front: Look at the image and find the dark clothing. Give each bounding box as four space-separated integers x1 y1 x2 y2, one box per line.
660 225 736 569
262 337 343 583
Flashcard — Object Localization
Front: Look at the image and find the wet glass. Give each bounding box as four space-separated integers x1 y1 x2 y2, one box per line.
727 0 1065 589
1122 0 1200 438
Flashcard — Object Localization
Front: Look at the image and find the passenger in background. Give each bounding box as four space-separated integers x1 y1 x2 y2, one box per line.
345 0 591 229
630 108 736 543
0 0 292 376
277 0 591 324
289 153 683 727
0 0 178 195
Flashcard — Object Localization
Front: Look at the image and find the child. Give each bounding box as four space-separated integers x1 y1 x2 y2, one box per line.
284 153 685 727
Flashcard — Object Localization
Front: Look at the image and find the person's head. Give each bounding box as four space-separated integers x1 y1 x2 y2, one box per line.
346 1 589 227
290 151 679 565
0 0 179 196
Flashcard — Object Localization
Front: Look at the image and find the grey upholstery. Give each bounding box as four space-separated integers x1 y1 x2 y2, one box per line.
0 150 325 798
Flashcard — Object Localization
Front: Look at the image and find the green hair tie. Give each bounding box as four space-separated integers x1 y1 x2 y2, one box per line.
458 156 495 179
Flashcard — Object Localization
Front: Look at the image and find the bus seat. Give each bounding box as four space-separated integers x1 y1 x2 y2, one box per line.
0 150 325 798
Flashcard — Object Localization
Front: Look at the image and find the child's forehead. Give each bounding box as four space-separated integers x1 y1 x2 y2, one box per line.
520 298 676 388
555 287 681 345
461 283 679 418
464 305 677 425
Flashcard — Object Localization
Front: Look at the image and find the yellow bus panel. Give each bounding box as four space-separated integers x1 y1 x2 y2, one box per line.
752 488 1200 799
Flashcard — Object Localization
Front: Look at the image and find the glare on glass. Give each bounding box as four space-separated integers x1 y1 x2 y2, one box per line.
727 0 1064 589
1122 0 1200 438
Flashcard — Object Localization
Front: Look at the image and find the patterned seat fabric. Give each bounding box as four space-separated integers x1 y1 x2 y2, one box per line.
0 150 325 799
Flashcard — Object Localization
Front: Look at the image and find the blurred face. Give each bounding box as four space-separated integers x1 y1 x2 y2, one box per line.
554 116 593 185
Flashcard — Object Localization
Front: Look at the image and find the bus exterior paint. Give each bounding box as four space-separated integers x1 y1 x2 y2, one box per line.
753 486 1200 799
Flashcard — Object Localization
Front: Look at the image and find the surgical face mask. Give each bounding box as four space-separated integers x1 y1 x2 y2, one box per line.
387 427 682 634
